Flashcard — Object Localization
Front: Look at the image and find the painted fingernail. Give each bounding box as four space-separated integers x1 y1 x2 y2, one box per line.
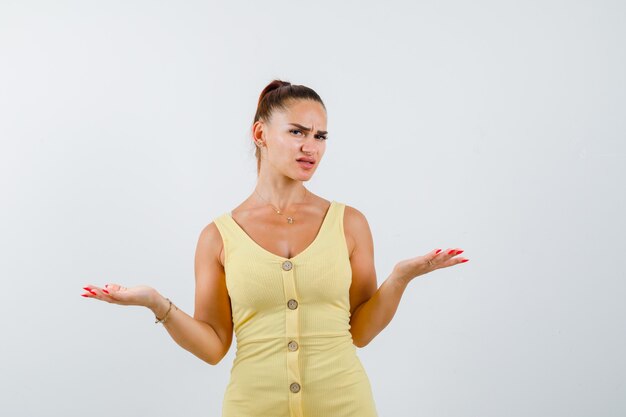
435 249 442 254
81 294 90 297
102 289 109 294
461 259 469 263
105 284 108 288
88 290 97 295
83 287 91 291
455 250 464 255
448 249 455 255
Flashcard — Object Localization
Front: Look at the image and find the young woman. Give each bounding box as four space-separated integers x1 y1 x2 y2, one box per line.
82 79 469 417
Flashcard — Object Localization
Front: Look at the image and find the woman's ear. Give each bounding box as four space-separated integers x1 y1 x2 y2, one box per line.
252 120 266 147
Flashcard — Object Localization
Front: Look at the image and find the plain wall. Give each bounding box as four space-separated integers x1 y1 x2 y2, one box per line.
1 0 624 416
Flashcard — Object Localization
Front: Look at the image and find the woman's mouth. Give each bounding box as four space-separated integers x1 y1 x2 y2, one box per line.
297 159 315 170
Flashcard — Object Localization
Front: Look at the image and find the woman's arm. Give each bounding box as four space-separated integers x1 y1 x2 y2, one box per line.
149 222 233 365
348 267 411 348
148 294 227 365
83 222 233 366
344 205 401 348
344 206 468 348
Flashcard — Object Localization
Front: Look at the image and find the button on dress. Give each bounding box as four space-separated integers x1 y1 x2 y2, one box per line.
212 200 378 417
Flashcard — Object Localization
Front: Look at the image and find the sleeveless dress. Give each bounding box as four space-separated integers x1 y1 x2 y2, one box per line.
212 200 379 417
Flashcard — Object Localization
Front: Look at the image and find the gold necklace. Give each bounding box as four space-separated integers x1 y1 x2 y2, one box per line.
254 187 308 224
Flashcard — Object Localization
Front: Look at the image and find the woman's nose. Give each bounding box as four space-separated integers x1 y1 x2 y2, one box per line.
302 136 321 153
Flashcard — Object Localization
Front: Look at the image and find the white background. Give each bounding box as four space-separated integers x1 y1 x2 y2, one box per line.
1 0 624 416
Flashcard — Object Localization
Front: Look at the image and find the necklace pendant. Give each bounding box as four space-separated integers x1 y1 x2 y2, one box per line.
287 217 294 224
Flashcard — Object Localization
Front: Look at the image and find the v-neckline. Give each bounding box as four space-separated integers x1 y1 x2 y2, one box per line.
226 200 336 261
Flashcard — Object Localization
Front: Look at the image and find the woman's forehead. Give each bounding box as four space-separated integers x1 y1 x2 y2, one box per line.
274 100 326 124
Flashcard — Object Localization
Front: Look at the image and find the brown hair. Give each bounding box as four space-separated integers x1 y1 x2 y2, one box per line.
252 79 326 175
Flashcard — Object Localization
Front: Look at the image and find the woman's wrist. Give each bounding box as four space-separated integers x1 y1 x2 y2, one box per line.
148 290 170 318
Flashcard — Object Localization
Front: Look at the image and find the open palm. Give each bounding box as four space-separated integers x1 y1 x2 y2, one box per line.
393 247 469 283
81 283 156 308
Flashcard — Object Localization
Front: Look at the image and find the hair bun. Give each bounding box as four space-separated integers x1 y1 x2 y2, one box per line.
257 79 291 106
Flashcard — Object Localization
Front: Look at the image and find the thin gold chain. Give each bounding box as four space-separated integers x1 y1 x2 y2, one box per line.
254 187 308 224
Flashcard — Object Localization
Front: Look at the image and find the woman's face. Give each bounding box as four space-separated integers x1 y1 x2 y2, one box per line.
255 99 328 181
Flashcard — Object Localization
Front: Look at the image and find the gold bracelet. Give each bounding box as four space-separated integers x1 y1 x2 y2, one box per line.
154 298 178 324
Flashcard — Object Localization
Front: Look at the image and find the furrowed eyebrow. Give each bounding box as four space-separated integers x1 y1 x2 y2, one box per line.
288 123 328 135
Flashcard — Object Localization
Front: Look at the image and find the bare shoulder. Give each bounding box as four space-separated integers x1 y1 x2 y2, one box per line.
342 204 372 258
197 221 225 267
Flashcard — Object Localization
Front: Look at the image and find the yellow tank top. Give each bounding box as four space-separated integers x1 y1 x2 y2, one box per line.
213 200 378 417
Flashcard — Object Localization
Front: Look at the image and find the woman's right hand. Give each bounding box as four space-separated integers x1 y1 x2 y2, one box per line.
81 283 159 310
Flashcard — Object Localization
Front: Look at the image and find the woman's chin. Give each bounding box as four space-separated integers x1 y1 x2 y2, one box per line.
292 171 314 182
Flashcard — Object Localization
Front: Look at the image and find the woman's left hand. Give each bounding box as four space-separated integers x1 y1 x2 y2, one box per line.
393 248 469 284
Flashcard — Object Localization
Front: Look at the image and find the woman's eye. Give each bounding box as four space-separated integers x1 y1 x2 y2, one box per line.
290 129 327 140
